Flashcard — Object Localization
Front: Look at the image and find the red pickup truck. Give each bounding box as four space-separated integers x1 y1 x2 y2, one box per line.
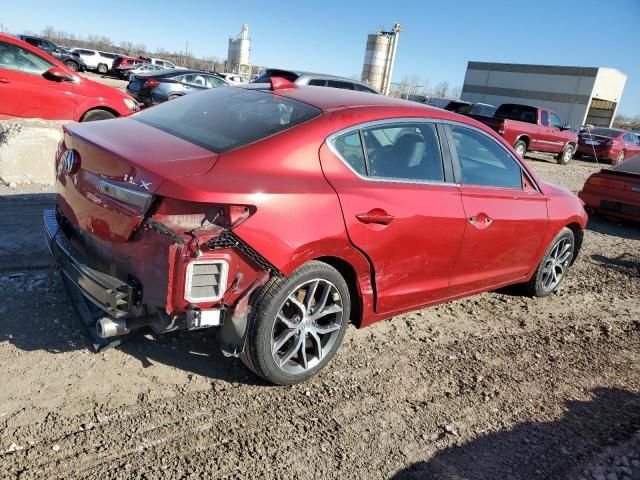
472 104 578 165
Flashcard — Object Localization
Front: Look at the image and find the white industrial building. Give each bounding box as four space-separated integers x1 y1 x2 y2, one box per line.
361 23 401 95
461 62 627 128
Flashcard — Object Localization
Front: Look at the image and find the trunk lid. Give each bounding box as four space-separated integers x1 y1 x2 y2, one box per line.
57 117 219 243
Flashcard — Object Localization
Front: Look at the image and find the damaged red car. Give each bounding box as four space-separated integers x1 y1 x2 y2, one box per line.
45 79 588 385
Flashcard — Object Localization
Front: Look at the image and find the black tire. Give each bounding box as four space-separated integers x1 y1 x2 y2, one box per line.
65 60 79 71
514 140 527 158
612 150 625 166
556 144 574 165
241 261 351 385
524 227 575 297
81 109 116 122
97 63 108 74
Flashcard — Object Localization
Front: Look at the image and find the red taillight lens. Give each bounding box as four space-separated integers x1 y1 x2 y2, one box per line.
143 79 160 88
588 176 625 189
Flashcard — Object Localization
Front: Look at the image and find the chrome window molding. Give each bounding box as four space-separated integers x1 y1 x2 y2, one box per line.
326 117 457 188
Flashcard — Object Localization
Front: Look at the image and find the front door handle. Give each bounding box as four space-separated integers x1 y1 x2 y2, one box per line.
469 214 493 227
356 208 394 225
0 78 9 83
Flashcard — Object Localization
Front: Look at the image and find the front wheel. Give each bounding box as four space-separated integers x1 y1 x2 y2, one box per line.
556 144 574 165
65 60 79 71
241 261 351 385
81 109 116 122
525 227 575 297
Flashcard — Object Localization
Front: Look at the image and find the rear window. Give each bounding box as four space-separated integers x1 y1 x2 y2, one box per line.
583 128 620 138
495 104 538 124
133 87 321 153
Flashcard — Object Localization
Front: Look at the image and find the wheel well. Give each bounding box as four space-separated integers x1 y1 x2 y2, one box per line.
80 107 120 121
314 256 363 327
516 135 530 147
566 222 583 265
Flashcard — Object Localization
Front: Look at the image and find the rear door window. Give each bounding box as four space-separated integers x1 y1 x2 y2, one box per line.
447 125 522 189
362 123 445 182
133 87 321 153
326 80 354 90
540 110 549 126
308 79 327 87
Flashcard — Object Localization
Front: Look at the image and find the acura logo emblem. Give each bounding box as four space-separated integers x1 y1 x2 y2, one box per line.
59 149 80 175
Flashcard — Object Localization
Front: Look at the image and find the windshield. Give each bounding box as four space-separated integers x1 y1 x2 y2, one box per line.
133 87 321 153
581 128 620 138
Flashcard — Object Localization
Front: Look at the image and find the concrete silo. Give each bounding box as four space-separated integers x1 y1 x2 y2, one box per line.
361 23 401 95
228 24 251 69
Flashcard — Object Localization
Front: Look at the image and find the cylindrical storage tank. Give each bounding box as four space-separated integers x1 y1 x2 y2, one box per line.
228 24 250 66
361 33 391 92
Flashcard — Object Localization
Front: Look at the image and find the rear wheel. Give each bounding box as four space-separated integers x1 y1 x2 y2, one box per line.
65 60 79 71
613 150 625 166
97 63 108 74
241 261 350 385
514 140 527 158
168 94 181 101
81 109 116 122
524 227 575 297
556 144 574 165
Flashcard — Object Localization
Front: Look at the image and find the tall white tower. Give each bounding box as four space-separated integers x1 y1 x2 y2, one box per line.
228 24 251 66
361 23 401 95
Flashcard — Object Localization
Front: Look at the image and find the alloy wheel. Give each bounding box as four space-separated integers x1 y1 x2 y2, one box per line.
541 237 574 292
270 279 343 374
615 151 625 165
563 147 573 163
516 144 525 157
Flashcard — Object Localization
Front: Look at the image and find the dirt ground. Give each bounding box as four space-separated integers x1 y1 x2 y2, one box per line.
0 152 639 479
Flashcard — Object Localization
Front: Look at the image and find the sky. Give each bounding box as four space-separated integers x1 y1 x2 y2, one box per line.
3 0 639 115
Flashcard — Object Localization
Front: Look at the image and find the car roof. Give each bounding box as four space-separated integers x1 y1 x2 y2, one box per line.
264 68 375 86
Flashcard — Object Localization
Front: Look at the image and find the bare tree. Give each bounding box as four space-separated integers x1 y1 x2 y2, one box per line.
0 23 9 33
432 81 450 98
449 85 462 100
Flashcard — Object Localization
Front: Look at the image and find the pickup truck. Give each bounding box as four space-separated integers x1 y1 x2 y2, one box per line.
472 104 578 165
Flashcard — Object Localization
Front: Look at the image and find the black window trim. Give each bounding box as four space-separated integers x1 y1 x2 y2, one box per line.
440 119 541 193
326 118 456 187
0 40 54 78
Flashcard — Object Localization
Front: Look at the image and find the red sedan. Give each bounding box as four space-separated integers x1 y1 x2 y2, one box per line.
44 79 587 384
576 127 640 165
0 34 137 121
579 154 640 222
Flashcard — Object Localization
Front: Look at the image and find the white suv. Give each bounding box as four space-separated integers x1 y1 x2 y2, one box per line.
72 49 118 74
147 57 185 69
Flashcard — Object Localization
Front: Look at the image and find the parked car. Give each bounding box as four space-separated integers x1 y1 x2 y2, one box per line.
579 153 640 222
575 127 640 165
126 69 229 106
252 68 379 93
443 100 497 117
71 48 118 74
0 34 138 121
472 104 578 164
143 57 182 69
112 56 148 79
125 63 168 79
44 78 587 385
16 34 86 72
218 72 250 85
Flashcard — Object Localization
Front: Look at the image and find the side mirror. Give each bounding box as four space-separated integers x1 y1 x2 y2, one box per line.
560 123 571 131
42 67 74 82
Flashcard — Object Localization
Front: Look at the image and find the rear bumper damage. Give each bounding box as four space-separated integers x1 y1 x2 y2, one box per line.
44 208 274 353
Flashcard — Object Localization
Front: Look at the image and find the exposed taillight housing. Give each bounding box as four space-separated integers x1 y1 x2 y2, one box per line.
604 139 618 146
143 79 160 88
184 260 229 303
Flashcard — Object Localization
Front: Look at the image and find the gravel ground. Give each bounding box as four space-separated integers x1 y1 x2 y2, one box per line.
0 154 639 479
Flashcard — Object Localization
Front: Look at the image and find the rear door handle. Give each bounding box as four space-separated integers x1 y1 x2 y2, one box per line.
469 214 493 227
0 78 9 83
356 209 394 225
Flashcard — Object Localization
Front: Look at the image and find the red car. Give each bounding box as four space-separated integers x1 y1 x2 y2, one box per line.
473 104 578 165
112 55 148 79
575 127 640 165
579 154 640 222
44 80 587 384
0 34 137 121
